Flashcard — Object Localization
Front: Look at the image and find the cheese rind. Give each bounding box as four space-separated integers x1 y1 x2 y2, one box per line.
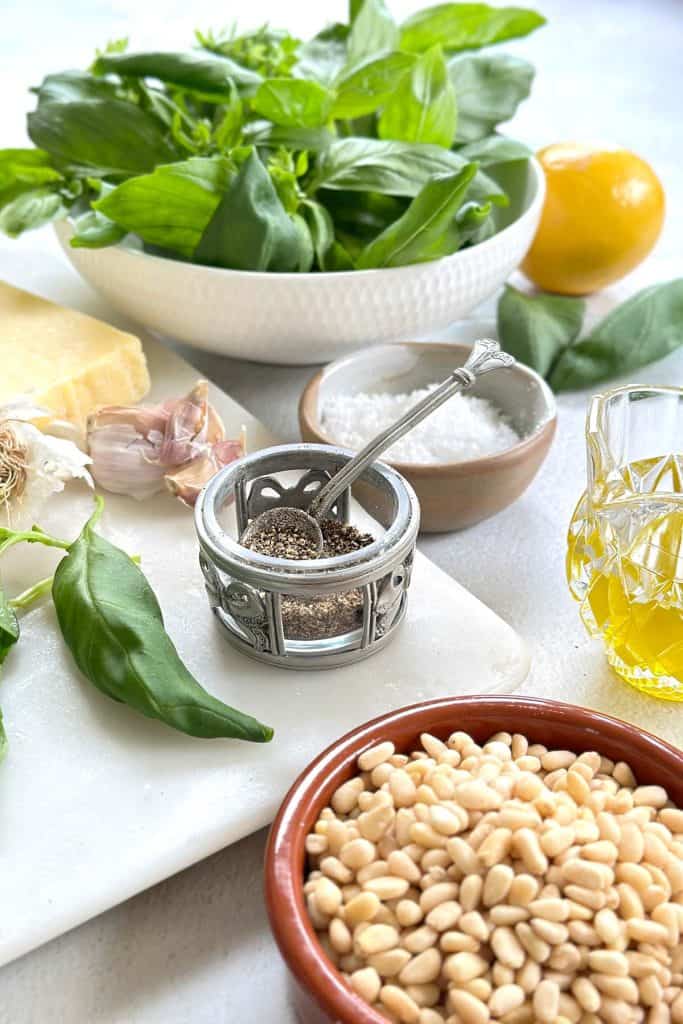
0 281 150 424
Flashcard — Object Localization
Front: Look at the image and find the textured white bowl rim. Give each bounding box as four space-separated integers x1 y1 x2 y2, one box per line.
61 156 545 282
304 328 558 473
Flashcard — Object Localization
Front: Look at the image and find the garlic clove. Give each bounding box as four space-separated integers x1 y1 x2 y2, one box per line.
164 437 244 508
158 380 217 467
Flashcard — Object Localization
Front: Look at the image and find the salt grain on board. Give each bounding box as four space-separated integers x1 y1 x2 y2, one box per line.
321 386 521 465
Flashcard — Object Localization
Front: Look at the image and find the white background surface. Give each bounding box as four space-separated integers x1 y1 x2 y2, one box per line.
1 0 682 1021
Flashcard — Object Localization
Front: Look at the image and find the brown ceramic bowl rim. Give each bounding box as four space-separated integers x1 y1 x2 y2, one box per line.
264 695 683 1024
298 342 558 478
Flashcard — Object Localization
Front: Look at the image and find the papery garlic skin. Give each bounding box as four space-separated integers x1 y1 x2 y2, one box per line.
0 419 92 529
87 381 244 506
86 406 168 500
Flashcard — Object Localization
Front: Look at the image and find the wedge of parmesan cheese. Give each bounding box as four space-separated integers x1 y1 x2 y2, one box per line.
0 280 150 425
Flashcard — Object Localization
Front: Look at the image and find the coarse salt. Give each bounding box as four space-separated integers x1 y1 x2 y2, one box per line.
321 386 521 465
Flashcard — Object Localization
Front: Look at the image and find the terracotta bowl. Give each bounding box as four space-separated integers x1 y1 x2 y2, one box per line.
298 337 557 532
264 695 683 1024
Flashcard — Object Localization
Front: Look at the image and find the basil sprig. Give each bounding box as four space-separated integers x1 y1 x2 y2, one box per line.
0 499 273 760
497 280 683 391
0 0 544 271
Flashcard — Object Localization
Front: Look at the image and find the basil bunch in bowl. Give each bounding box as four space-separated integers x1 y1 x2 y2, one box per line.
1 1 546 363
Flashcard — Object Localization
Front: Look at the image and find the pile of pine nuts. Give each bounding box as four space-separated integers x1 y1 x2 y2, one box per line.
303 730 683 1024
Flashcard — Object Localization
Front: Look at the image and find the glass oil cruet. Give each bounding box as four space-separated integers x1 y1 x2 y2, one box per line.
567 385 683 700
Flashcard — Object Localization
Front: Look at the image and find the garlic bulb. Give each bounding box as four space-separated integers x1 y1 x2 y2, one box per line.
87 381 244 506
0 405 92 529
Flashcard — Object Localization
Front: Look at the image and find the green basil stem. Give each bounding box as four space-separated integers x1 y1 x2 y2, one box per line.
0 525 71 557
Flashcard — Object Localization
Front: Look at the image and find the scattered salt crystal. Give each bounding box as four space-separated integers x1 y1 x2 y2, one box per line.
320 386 521 465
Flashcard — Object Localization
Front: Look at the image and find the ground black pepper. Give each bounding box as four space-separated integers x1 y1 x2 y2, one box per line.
243 518 375 641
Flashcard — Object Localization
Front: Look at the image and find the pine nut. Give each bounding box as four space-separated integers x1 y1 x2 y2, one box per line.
587 949 629 975
357 923 400 955
381 984 421 1023
459 875 484 913
358 742 395 773
455 780 502 811
448 989 490 1024
634 786 668 809
332 777 364 815
533 979 560 1022
420 883 459 915
426 901 461 932
627 918 670 945
514 828 548 874
399 948 443 986
478 827 513 866
572 976 601 1012
483 864 514 907
367 947 412 976
491 926 526 968
443 951 488 983
364 876 411 901
516 921 551 962
396 899 423 928
529 898 570 922
350 966 381 1003
403 926 439 954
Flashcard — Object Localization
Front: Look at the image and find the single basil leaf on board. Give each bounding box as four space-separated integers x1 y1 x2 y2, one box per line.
357 162 477 269
400 3 546 54
456 135 530 166
35 70 121 105
93 51 262 98
96 156 235 256
301 199 335 268
69 208 127 248
194 150 304 272
0 148 62 190
448 53 534 143
549 280 683 392
294 24 349 85
311 137 505 204
52 501 272 742
346 0 399 67
0 585 19 666
497 284 586 379
28 100 178 177
0 188 67 238
252 78 334 128
331 52 415 120
378 44 457 148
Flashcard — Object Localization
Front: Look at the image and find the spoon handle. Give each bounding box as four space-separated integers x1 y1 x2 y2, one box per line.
308 339 515 521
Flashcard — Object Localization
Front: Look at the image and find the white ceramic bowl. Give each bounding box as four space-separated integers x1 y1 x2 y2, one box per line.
55 157 544 366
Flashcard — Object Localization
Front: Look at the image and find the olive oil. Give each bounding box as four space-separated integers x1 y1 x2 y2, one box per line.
567 456 683 700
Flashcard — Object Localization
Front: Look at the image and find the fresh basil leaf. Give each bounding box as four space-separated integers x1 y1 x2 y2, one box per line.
252 78 334 128
196 26 299 79
295 24 349 85
291 212 315 272
448 53 534 142
357 162 477 268
96 156 234 256
322 188 408 241
194 150 304 271
498 284 586 379
346 0 399 67
35 70 120 105
0 585 19 666
0 148 62 191
0 188 67 237
93 51 262 99
213 86 243 149
457 134 530 165
332 52 415 119
378 44 457 147
549 281 683 392
301 198 335 268
400 3 546 54
52 502 273 742
245 120 334 152
311 137 504 203
69 207 126 248
325 240 356 271
28 99 177 177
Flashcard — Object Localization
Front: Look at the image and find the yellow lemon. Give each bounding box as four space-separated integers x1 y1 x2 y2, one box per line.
522 143 665 295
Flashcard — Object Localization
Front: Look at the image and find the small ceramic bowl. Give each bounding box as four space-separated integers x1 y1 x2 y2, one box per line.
299 333 557 532
264 696 683 1024
53 158 544 366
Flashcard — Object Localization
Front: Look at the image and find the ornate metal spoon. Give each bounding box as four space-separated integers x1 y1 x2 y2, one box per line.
240 339 515 554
